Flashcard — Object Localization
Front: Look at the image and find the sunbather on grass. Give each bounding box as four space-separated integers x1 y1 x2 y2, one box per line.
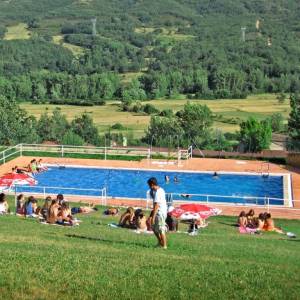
119 207 135 228
263 213 284 234
103 207 118 216
0 193 9 215
24 196 39 217
57 202 74 225
41 196 52 220
237 211 248 227
246 209 256 228
135 209 147 231
256 213 266 231
16 194 25 215
56 194 65 205
47 199 60 224
166 207 178 232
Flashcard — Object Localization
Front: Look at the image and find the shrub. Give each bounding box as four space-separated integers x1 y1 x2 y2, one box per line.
160 109 174 118
143 104 160 115
62 130 85 146
111 123 125 130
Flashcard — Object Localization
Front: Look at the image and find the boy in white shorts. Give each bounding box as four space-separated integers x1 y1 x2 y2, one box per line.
147 177 167 249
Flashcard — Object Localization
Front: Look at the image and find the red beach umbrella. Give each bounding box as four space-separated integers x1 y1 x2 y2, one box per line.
0 173 37 188
170 203 221 220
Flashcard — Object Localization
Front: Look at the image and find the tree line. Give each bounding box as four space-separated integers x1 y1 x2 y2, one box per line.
1 94 299 153
0 96 101 146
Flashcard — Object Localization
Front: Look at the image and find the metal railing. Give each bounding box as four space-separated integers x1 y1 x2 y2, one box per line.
12 185 107 206
165 192 296 211
20 144 151 160
0 143 195 165
0 144 22 164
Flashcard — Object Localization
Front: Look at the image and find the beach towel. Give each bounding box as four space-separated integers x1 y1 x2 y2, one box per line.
133 229 154 235
239 226 257 234
108 223 120 228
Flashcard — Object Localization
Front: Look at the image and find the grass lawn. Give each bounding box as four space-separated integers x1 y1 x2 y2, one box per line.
4 23 31 40
0 199 299 299
20 94 290 138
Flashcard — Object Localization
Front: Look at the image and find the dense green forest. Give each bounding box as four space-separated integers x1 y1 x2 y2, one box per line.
0 0 300 103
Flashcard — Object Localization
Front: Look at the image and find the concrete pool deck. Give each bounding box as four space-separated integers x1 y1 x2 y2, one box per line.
1 156 300 219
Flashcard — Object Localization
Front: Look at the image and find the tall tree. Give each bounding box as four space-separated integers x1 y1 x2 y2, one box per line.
177 102 213 144
288 93 300 150
0 96 39 145
71 113 101 146
144 116 184 147
239 117 272 152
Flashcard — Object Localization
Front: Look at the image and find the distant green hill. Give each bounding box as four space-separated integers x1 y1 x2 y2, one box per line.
0 0 299 102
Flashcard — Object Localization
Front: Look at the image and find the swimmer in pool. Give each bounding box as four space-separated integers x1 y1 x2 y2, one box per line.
181 194 191 199
165 175 170 183
174 176 179 183
212 172 219 179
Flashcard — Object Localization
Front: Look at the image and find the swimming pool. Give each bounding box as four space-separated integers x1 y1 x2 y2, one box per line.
16 166 288 205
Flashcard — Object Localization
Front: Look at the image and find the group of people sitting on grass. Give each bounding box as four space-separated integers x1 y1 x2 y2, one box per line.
15 193 76 225
12 159 47 176
0 191 99 226
238 209 283 234
112 206 178 233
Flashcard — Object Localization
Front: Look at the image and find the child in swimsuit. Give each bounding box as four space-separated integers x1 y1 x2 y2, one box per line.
263 213 284 234
119 207 135 228
238 211 248 227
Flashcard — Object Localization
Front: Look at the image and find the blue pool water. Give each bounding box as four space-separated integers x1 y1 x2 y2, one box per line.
16 166 284 205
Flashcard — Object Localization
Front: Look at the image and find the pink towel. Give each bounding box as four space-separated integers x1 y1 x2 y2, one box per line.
239 226 257 234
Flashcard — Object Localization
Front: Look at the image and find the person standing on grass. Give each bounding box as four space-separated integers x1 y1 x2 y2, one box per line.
147 177 168 249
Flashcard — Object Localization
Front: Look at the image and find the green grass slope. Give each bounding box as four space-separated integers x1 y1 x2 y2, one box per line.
0 205 299 299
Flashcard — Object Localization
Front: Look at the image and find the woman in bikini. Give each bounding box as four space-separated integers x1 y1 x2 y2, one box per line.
119 207 135 228
263 213 284 234
238 211 248 227
135 210 148 231
57 202 74 225
47 199 60 224
16 194 26 215
256 213 266 231
246 209 255 228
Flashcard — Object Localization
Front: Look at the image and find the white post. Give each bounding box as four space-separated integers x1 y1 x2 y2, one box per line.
43 187 46 199
206 195 209 204
61 145 64 157
267 198 270 213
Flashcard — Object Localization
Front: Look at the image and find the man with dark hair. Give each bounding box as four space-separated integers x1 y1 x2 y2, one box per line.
147 177 168 249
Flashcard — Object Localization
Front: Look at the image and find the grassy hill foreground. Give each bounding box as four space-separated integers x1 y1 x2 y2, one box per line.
0 199 299 299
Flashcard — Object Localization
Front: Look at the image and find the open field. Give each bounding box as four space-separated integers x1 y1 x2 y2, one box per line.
20 94 290 138
4 23 31 40
135 26 195 42
0 198 299 299
52 35 85 57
